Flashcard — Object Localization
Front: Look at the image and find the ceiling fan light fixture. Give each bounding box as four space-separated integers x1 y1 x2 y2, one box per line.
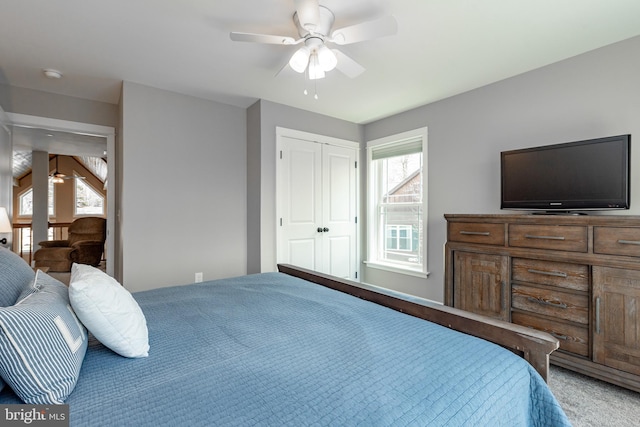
289 46 311 73
308 53 325 80
51 156 65 184
317 45 337 72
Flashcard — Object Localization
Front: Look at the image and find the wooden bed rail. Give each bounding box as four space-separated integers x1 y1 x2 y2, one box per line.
277 264 559 382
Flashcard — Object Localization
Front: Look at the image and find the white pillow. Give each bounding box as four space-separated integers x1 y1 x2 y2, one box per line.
69 263 149 358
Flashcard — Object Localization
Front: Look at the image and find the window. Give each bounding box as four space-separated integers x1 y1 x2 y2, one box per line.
386 225 413 251
367 128 427 275
75 176 105 216
18 181 55 217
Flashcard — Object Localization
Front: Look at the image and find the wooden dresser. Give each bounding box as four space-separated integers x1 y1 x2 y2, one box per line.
444 214 640 391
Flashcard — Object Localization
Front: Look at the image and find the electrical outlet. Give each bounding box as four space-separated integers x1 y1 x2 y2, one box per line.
195 272 203 283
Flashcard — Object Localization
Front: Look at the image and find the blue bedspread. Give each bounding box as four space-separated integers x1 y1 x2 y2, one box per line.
0 272 570 426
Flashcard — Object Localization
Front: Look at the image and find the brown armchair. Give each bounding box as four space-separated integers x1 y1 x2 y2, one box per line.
34 217 106 272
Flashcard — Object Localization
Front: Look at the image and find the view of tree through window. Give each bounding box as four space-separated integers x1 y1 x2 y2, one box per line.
19 181 55 216
75 178 104 215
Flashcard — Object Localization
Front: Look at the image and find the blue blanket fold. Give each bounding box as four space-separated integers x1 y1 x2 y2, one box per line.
0 272 571 426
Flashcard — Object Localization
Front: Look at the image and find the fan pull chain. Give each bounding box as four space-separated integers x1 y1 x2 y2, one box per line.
302 75 319 100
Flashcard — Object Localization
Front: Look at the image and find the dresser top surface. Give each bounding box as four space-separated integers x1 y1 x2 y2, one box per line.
445 213 640 226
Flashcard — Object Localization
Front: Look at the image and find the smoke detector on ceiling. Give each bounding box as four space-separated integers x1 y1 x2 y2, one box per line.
43 69 63 79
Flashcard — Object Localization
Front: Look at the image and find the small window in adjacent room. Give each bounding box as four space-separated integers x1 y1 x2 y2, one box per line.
75 176 104 216
367 127 427 276
18 181 55 217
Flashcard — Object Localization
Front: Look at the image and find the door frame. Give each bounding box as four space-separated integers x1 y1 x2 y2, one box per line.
275 126 360 279
7 113 116 276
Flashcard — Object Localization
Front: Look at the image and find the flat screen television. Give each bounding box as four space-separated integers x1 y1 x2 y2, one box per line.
501 134 631 212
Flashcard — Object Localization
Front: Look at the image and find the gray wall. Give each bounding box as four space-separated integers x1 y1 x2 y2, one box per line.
246 101 262 274
0 84 118 128
363 35 640 302
3 35 639 300
120 82 247 291
0 106 11 247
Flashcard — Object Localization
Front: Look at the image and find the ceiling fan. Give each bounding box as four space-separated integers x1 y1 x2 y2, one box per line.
50 156 85 184
229 0 397 80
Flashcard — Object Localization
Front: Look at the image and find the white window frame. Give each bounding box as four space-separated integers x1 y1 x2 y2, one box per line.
366 127 428 277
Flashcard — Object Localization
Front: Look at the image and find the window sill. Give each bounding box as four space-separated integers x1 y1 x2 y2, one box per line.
363 261 429 278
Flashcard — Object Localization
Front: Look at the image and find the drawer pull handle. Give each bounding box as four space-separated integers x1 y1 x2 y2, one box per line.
596 297 601 334
618 239 640 246
527 268 568 278
460 231 490 236
526 296 568 309
524 234 565 241
550 332 569 341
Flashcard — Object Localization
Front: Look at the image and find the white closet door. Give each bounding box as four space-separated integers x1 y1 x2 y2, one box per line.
277 135 358 279
323 144 357 279
278 136 323 272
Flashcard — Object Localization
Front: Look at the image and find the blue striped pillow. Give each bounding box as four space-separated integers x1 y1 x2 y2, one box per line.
0 247 35 393
0 247 35 307
0 271 88 404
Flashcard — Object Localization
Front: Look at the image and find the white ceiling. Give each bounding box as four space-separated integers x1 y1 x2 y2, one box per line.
1 0 640 124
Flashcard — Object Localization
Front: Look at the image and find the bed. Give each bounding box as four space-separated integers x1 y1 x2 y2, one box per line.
0 247 570 426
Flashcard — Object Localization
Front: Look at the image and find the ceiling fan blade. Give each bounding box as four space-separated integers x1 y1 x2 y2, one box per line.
333 49 365 78
330 15 398 45
230 32 298 45
294 0 321 31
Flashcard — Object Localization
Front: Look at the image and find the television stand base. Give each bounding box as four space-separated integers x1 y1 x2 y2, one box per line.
530 211 588 215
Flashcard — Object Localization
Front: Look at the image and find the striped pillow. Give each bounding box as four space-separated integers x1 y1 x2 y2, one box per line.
0 271 88 404
0 246 35 307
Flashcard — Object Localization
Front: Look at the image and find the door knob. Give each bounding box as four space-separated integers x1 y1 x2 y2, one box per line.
323 227 329 232
317 227 323 233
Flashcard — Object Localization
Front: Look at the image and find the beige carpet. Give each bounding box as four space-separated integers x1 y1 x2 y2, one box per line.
548 366 640 426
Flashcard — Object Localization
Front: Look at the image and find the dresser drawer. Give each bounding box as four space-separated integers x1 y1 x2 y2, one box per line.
448 222 505 245
512 258 588 292
594 226 640 258
509 224 587 252
449 222 505 245
512 284 588 324
512 311 589 357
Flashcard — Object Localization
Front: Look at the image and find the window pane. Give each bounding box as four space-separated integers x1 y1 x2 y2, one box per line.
381 206 422 263
375 151 423 268
18 184 55 216
19 189 33 216
48 181 54 216
76 179 104 215
386 226 398 250
399 227 411 250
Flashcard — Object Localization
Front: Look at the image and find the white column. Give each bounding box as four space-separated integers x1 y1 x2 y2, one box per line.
31 151 49 248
